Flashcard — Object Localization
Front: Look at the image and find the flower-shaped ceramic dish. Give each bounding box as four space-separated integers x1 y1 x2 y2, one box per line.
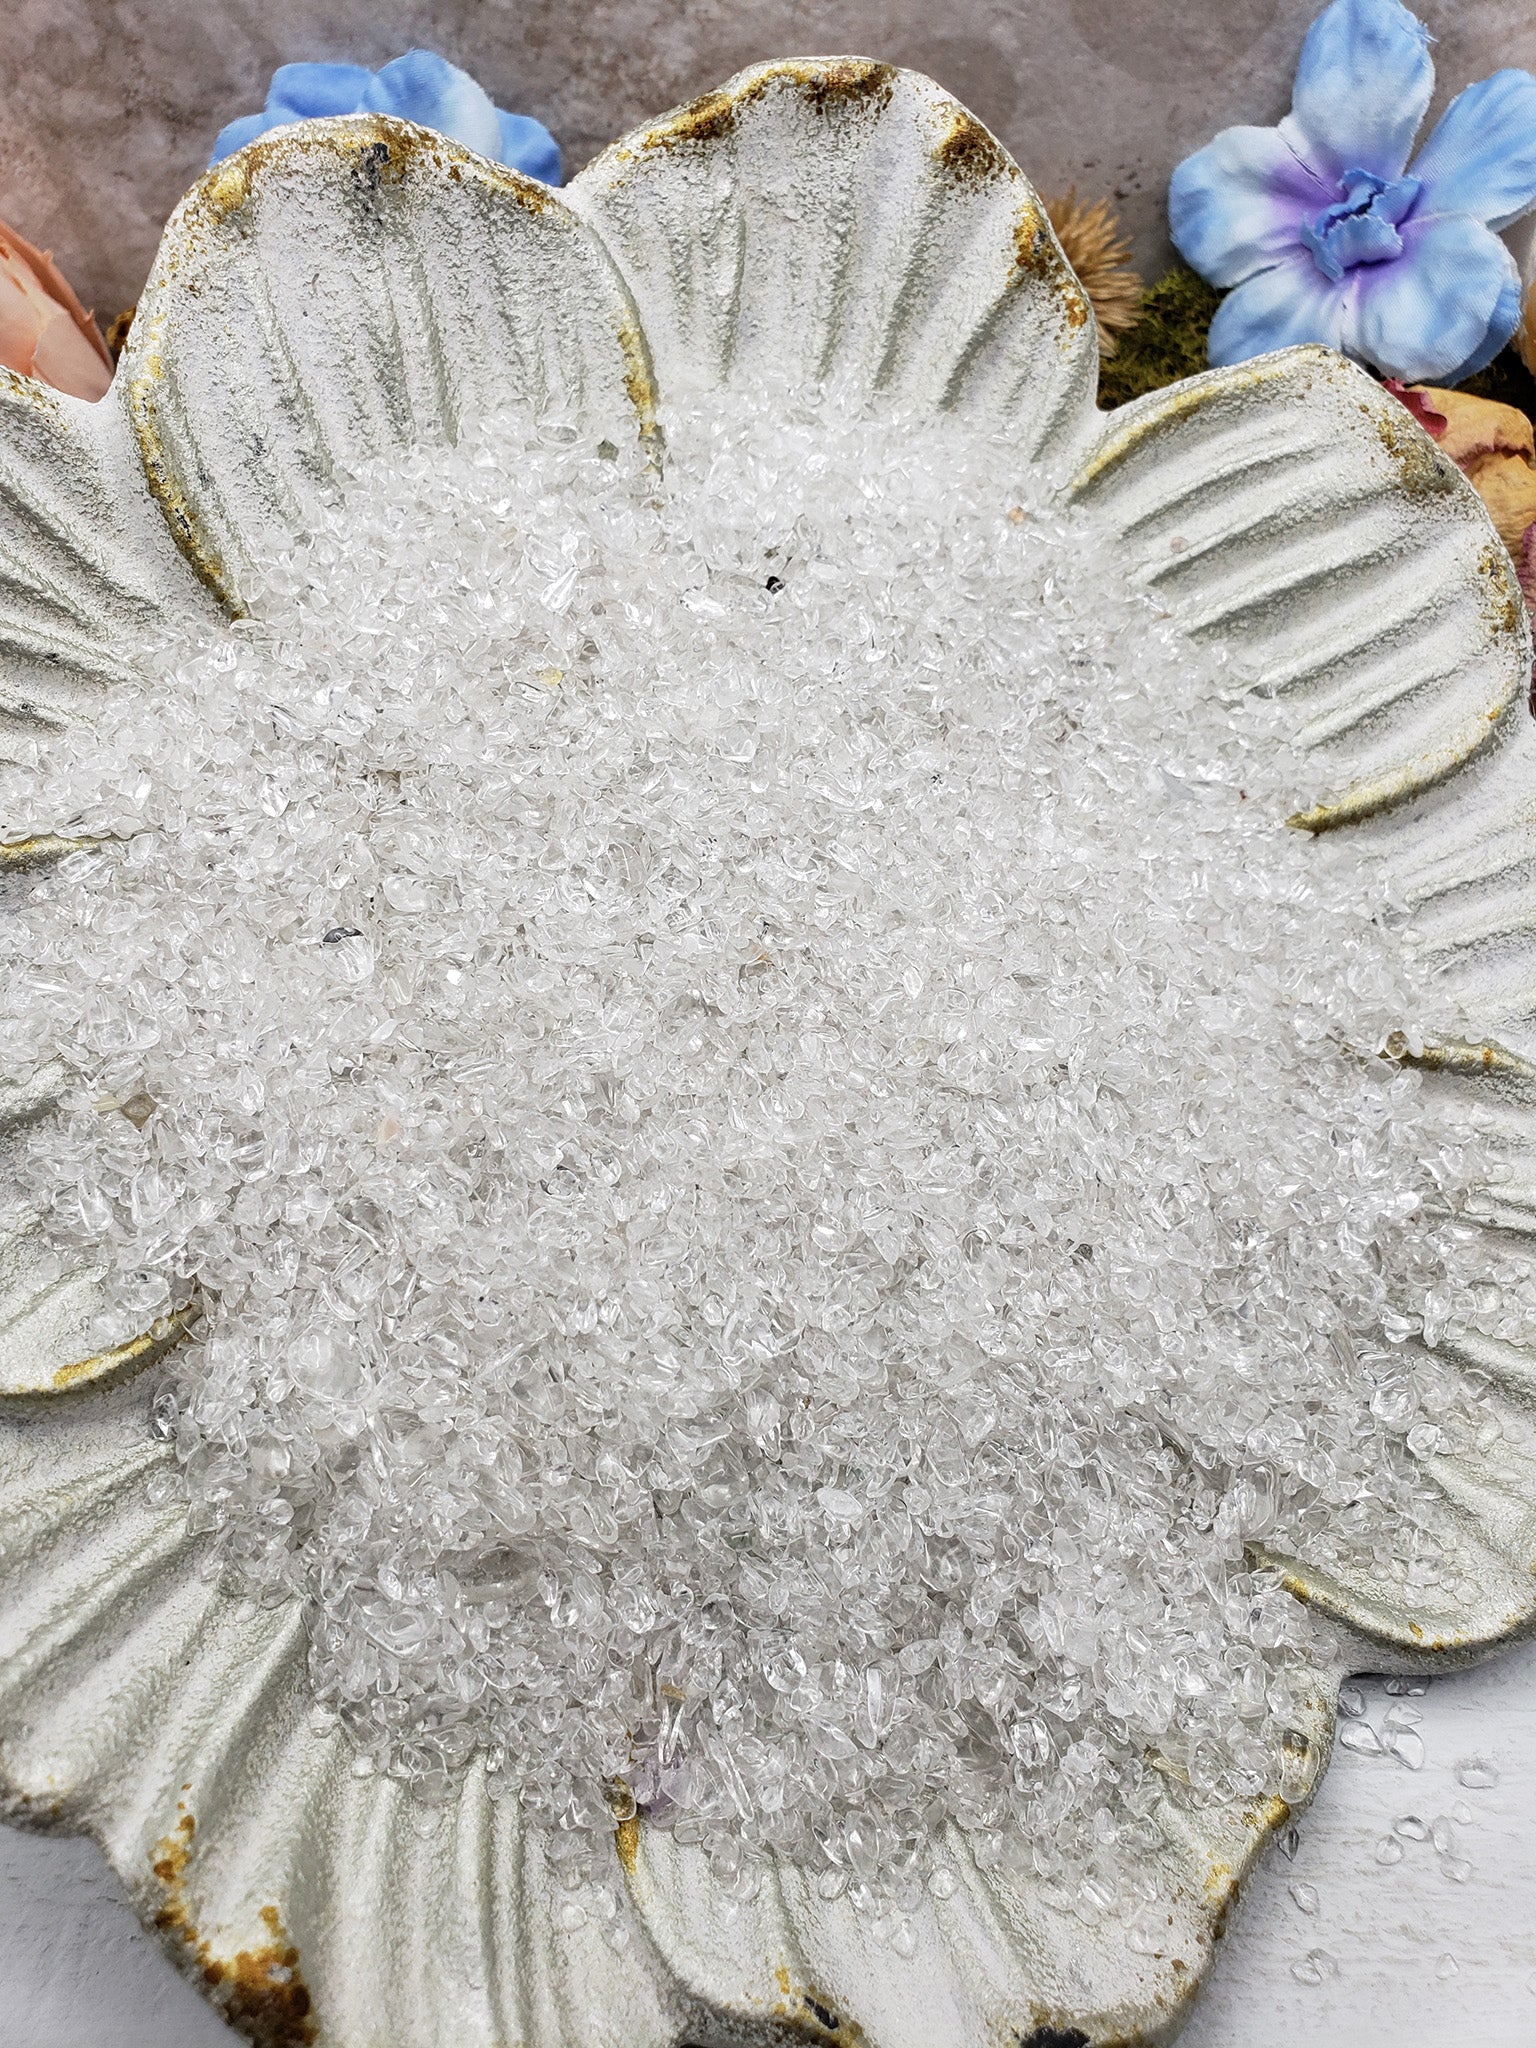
2 56 1535 2048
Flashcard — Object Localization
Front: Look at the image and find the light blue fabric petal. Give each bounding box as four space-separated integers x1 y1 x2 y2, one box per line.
1345 213 1515 380
1288 0 1434 182
497 111 562 184
210 49 555 175
1445 269 1524 382
360 50 503 160
1410 70 1536 229
208 112 283 165
1169 125 1326 287
265 62 374 120
1206 252 1349 365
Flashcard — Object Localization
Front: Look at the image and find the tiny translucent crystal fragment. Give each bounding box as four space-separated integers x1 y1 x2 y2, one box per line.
3 388 1525 1904
1125 1905 1168 1955
1387 1729 1426 1771
1392 1728 1433 1777
1375 1836 1405 1865
1291 1948 1339 1985
1456 1759 1501 1789
1340 1723 1386 1756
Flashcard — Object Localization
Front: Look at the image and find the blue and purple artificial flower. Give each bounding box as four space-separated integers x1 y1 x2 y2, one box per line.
1170 0 1536 382
210 50 561 186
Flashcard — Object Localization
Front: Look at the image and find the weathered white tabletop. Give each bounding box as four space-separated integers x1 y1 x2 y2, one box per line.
3 1642 1533 2046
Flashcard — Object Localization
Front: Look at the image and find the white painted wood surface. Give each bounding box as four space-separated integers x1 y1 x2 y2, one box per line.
4 1638 1534 2045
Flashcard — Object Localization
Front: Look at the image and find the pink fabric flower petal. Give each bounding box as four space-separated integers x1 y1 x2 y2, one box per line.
0 220 113 401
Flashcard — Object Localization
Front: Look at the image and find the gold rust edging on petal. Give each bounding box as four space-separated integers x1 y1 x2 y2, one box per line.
1070 352 1528 828
613 313 661 460
37 1297 203 1396
0 832 113 871
768 1963 870 2048
1245 1542 1535 1658
1070 343 1473 502
621 56 896 163
1381 1032 1536 1096
1009 200 1091 338
124 294 241 616
122 115 584 615
1285 681 1519 831
0 365 67 419
931 103 1012 190
152 1802 318 2047
1066 350 1336 495
597 60 1089 358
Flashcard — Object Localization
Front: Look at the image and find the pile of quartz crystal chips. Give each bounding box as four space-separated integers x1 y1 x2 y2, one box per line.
3 386 1530 1929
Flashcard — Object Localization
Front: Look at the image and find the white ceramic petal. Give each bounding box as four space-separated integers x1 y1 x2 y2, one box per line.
568 59 1098 466
0 371 208 733
621 1694 1328 2048
1 61 1535 2048
120 115 657 611
567 86 1536 2039
1073 348 1536 1674
0 1395 682 2048
1067 348 1531 828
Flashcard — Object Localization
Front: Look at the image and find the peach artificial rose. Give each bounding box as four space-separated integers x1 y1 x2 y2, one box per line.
0 217 113 401
1388 380 1536 606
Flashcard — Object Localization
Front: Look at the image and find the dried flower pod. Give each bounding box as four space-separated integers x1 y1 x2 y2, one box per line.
104 305 136 362
1043 190 1142 355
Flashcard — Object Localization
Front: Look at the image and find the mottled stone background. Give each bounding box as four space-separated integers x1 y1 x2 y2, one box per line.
7 0 1536 325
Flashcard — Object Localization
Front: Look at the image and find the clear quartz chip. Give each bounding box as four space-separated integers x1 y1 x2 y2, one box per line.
1340 1722 1385 1756
1386 1729 1425 1771
1291 1949 1339 1985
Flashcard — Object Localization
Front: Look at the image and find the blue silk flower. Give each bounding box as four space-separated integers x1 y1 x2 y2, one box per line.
1170 0 1536 382
210 49 561 185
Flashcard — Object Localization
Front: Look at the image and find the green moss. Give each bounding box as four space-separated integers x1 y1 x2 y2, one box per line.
1096 266 1221 410
1094 263 1536 419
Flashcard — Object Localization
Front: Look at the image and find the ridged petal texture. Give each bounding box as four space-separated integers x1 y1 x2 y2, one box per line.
0 56 1533 2048
120 114 657 614
1069 351 1536 1671
564 59 1098 467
